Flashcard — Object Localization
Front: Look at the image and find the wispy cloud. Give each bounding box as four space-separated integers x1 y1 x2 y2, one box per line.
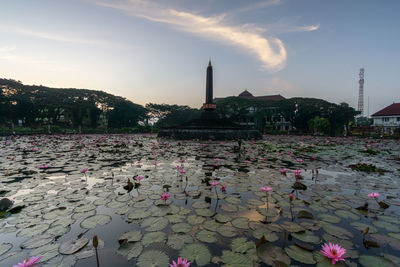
96 0 288 71
0 46 16 53
229 0 283 14
0 25 126 48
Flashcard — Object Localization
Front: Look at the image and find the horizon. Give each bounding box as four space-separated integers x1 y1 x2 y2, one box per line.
1 0 399 115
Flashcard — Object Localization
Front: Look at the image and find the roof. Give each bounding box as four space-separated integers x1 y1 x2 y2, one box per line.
238 90 254 98
214 90 285 102
371 103 400 116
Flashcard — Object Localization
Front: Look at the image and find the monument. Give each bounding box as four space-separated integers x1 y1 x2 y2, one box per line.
157 61 261 140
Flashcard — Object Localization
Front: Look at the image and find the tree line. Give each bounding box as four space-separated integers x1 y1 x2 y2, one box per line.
0 79 358 135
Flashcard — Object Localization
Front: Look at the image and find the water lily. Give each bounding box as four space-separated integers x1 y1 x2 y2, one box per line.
210 181 220 186
161 192 170 202
220 184 226 192
13 256 41 267
80 168 88 174
260 187 272 192
368 192 380 199
320 242 347 265
280 169 287 175
170 257 190 267
39 164 49 169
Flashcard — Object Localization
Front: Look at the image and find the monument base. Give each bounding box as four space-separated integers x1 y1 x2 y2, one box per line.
157 111 261 140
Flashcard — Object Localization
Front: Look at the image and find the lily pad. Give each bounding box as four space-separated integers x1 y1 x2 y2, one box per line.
196 230 217 243
221 250 251 266
257 243 291 266
80 214 111 229
231 217 249 229
285 245 316 265
291 231 321 244
171 223 192 233
179 243 211 266
321 223 353 239
141 217 169 232
217 225 237 237
167 234 193 250
20 234 54 249
187 215 205 225
230 237 254 253
142 231 167 246
59 238 89 255
0 243 12 256
116 242 143 260
30 243 60 262
137 250 170 267
358 255 396 267
118 231 142 244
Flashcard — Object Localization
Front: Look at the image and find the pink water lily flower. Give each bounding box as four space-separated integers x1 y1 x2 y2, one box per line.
39 164 49 169
210 181 220 186
368 192 380 198
13 256 41 267
280 169 287 175
260 187 272 192
320 242 347 265
160 192 171 201
135 175 144 181
80 168 88 174
220 185 226 192
170 257 190 267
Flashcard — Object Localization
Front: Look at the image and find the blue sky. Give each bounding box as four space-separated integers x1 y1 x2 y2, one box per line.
0 0 399 115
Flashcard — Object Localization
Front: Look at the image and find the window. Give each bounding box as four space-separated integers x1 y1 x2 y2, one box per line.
397 117 400 121
383 117 389 122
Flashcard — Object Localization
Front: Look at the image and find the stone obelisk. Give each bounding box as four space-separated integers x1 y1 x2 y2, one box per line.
202 60 216 110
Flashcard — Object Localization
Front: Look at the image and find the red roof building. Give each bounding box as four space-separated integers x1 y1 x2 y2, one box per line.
371 103 400 135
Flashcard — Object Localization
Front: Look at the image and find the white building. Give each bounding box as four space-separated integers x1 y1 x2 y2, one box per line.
371 103 400 135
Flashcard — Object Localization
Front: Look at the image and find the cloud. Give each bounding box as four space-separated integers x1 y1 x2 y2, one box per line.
264 18 320 34
0 46 16 53
0 25 126 48
96 0 287 71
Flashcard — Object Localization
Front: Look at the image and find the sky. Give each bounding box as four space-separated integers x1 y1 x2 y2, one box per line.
0 0 399 115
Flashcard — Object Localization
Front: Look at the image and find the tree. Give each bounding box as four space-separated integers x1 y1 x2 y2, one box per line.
308 116 330 135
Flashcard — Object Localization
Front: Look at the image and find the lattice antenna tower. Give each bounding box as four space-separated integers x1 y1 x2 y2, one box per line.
358 68 365 116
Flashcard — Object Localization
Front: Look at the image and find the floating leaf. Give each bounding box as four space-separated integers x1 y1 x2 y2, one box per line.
127 209 151 220
257 243 291 266
141 217 169 232
167 234 193 250
80 214 111 229
318 214 341 224
221 250 251 266
334 210 360 220
179 243 211 266
118 231 142 244
230 238 254 253
358 255 396 267
0 243 12 256
171 223 192 233
196 230 217 243
321 223 353 239
298 210 314 219
285 245 316 264
313 251 346 267
116 242 143 260
217 225 237 238
59 238 89 255
30 243 60 262
195 208 214 217
187 215 205 225
214 214 232 223
142 231 167 246
137 250 170 267
291 231 321 244
231 218 249 229
350 222 378 234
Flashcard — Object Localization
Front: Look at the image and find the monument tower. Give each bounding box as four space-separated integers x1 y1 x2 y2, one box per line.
202 60 216 110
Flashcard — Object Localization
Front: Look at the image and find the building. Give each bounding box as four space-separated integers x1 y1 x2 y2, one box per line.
214 90 291 131
371 103 400 135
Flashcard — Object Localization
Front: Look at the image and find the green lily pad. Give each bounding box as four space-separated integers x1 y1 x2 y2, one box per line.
17 223 50 237
116 242 143 260
358 255 396 267
118 231 142 244
221 250 251 266
127 209 151 220
45 225 70 236
231 218 249 229
166 214 185 224
179 243 211 266
167 234 193 250
313 251 346 267
291 231 321 244
252 228 279 242
187 215 205 225
281 222 305 233
257 243 291 266
203 220 221 231
321 223 353 239
215 214 232 223
334 210 360 220
217 225 237 237
20 234 53 249
30 243 60 262
80 214 111 229
196 230 217 243
220 203 238 212
298 210 314 219
372 221 400 232
230 238 254 253
142 231 167 246
285 245 316 264
225 197 242 204
318 214 341 224
59 238 89 255
171 223 192 233
195 208 214 217
0 243 12 256
141 217 169 232
137 250 170 267
350 222 378 234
